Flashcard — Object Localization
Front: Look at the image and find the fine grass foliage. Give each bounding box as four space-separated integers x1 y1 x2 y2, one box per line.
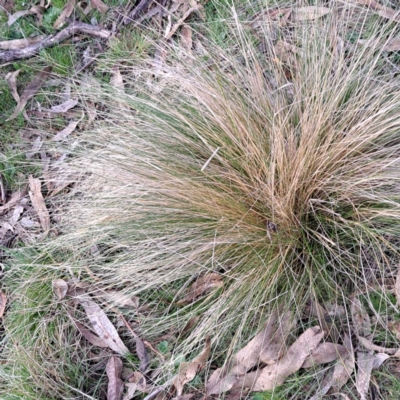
3 0 400 398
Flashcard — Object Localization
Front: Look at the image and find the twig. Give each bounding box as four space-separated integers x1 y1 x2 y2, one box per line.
0 21 111 62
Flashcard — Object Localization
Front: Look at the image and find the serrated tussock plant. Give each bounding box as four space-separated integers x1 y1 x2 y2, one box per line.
4 0 400 395
58 0 400 363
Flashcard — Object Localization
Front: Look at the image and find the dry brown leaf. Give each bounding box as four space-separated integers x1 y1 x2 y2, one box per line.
358 336 398 355
178 273 223 305
395 263 400 306
5 69 20 102
292 6 330 21
0 35 45 50
94 290 139 308
328 334 355 393
310 301 340 343
8 10 32 26
54 0 75 29
302 342 347 368
8 5 44 26
52 278 68 300
90 0 108 14
181 316 199 336
106 356 124 400
356 0 400 21
28 175 50 233
46 99 78 113
165 6 199 40
110 65 124 89
26 136 42 159
180 24 192 51
52 112 84 141
173 336 211 396
0 0 15 13
206 311 294 396
7 66 52 121
75 321 108 347
373 353 390 369
123 382 138 400
78 295 130 355
356 351 374 400
250 326 324 391
351 297 371 338
0 190 25 216
0 291 7 318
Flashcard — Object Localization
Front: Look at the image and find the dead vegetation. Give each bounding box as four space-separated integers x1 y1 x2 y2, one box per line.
3 0 400 399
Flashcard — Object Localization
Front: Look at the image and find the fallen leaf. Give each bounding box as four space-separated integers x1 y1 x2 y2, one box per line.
165 6 199 40
310 301 340 343
8 5 44 26
373 353 390 369
292 6 331 21
328 334 355 393
356 351 374 400
302 342 347 368
53 0 75 29
351 297 371 338
94 289 139 308
181 316 199 336
7 207 23 232
75 321 108 347
90 0 108 14
46 99 78 113
356 0 400 21
0 291 7 318
127 371 147 391
78 295 130 355
250 326 324 391
174 336 211 396
206 311 294 395
26 136 42 159
0 0 15 13
123 382 138 400
0 35 45 50
106 356 124 400
8 10 32 26
52 278 68 300
52 112 84 141
110 65 124 89
358 336 398 355
5 69 20 102
0 190 25 215
180 24 192 51
7 66 52 121
28 176 50 233
178 273 223 305
396 263 400 306
172 395 195 400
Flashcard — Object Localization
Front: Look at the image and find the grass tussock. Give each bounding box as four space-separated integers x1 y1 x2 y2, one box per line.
4 0 400 397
